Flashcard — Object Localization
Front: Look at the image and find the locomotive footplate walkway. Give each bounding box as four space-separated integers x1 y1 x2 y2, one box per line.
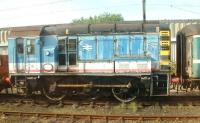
1 111 200 122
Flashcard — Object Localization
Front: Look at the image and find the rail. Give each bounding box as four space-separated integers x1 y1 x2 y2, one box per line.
1 111 200 122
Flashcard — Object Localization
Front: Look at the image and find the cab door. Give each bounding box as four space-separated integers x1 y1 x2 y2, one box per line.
16 38 25 73
25 38 40 73
57 37 77 72
15 38 40 73
67 37 77 72
57 37 67 71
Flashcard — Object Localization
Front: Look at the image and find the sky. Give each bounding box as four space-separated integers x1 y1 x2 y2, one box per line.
0 0 200 27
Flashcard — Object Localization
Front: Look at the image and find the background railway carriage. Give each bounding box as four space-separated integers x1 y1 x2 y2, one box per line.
0 46 9 87
8 23 171 102
0 30 10 88
176 24 200 89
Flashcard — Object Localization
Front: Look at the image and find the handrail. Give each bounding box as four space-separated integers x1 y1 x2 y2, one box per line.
13 47 16 73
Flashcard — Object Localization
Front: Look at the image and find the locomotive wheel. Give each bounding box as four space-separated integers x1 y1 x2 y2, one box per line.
42 81 66 101
112 82 139 103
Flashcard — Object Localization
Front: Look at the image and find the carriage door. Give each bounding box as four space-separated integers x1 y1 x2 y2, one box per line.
58 37 67 71
16 38 25 73
67 37 77 72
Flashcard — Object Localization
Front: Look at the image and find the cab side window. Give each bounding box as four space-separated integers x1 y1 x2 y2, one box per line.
27 39 35 55
16 38 24 54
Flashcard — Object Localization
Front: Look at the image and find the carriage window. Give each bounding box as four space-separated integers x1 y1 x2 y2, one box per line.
58 54 66 65
16 38 24 54
58 39 65 53
68 39 76 51
27 39 35 55
69 53 76 65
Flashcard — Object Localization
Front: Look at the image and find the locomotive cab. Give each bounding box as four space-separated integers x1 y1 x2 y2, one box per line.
57 36 77 72
9 37 41 73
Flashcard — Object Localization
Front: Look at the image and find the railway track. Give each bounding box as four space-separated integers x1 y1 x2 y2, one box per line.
2 94 200 106
1 95 200 122
0 94 116 108
1 94 200 107
0 111 200 122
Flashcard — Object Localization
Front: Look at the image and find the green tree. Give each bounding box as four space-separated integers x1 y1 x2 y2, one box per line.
72 13 124 24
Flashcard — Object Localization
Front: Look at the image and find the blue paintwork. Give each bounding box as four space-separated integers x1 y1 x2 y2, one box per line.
78 36 97 60
41 36 58 64
25 38 41 63
8 38 16 65
116 35 130 56
8 33 161 74
131 35 144 56
146 34 159 61
97 36 113 60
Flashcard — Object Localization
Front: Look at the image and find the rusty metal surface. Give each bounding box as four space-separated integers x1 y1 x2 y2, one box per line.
90 24 115 32
41 23 161 36
57 84 129 88
41 24 89 36
168 22 200 40
0 55 8 77
116 23 142 32
177 24 200 36
0 19 200 39
9 26 43 37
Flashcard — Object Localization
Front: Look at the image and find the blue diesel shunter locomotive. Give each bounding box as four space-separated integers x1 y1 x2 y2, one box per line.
8 23 171 102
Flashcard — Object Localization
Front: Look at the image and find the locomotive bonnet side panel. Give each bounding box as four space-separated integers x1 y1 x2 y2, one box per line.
114 34 152 73
41 36 58 73
8 38 17 74
78 35 114 73
146 34 160 71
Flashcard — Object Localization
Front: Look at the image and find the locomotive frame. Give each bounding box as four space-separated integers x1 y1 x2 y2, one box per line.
0 23 171 102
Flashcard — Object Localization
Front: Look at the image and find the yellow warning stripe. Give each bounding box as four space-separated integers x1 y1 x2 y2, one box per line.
160 31 170 36
160 51 170 55
160 61 170 65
